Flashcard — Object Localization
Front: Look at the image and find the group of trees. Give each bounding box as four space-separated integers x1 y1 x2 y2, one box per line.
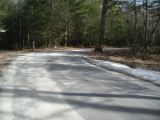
102 0 160 52
0 0 101 49
0 0 159 52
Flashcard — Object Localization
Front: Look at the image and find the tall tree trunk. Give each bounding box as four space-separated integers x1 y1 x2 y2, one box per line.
12 16 15 43
33 40 35 51
27 25 30 48
65 25 68 47
54 39 57 48
143 0 148 52
95 0 107 52
133 0 137 52
141 0 149 59
44 31 47 48
19 16 22 49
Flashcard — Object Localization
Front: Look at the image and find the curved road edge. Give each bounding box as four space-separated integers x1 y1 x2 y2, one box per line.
82 56 160 87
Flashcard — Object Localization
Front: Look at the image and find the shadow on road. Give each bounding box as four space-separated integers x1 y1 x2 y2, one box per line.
0 87 160 117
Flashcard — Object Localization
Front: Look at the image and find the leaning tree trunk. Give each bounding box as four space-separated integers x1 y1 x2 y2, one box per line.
147 16 160 48
95 0 107 52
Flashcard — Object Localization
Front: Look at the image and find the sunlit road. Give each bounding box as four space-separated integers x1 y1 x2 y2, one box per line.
0 50 160 120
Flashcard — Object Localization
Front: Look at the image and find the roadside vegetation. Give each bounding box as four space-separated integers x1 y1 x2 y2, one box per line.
0 0 160 70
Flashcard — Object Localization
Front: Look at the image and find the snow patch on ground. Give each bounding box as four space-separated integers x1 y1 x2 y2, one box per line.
20 52 83 58
26 53 81 57
85 57 160 85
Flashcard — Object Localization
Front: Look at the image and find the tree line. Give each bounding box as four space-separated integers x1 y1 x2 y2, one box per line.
0 0 159 52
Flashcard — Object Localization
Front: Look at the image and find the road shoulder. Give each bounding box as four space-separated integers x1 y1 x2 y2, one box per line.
83 56 160 86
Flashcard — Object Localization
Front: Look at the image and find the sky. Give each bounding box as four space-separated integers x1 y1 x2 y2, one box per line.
9 0 19 5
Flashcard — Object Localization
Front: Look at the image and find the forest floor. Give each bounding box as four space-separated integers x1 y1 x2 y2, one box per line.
87 48 160 72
